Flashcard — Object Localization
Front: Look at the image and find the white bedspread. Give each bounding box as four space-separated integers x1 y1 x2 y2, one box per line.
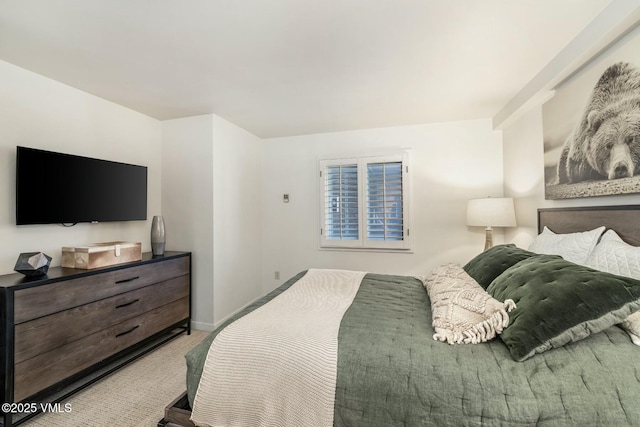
190 268 366 427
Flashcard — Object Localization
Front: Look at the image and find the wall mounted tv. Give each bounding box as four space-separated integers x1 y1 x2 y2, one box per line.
16 146 148 225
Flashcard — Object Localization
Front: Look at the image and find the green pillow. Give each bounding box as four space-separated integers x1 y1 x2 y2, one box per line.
463 244 537 289
487 255 640 361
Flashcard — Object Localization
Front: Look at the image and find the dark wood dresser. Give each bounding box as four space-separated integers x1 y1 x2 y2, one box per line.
0 251 191 427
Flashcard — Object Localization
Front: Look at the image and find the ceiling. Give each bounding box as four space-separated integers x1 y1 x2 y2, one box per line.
0 0 613 138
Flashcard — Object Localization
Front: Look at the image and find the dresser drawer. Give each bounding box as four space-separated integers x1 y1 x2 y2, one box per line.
14 256 189 323
14 276 189 364
14 296 189 402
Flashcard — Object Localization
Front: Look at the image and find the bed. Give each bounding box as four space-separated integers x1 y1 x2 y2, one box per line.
163 205 640 427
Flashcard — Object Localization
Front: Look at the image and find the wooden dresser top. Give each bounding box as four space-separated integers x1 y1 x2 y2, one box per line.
0 251 190 290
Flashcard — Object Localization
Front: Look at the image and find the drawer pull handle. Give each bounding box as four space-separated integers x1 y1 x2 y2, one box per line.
115 276 140 284
115 299 140 309
115 325 139 338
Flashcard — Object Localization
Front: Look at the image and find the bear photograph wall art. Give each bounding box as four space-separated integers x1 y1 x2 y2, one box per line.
542 31 640 200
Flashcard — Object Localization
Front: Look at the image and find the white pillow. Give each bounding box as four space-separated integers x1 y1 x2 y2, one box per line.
584 230 640 277
528 226 605 266
584 229 640 346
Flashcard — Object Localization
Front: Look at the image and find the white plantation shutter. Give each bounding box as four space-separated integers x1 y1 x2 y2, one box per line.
366 161 404 241
324 164 359 241
319 154 410 250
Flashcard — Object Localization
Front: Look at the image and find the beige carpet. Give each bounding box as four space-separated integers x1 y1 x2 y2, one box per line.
21 329 208 427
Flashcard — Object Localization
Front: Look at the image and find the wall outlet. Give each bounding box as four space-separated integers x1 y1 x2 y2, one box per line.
274 271 280 280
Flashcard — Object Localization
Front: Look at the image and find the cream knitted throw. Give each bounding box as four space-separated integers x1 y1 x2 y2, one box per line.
190 269 366 427
424 264 516 344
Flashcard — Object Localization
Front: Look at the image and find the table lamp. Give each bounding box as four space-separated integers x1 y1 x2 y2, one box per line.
466 197 516 251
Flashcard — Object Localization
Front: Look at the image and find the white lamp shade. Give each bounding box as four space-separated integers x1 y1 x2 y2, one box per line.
466 197 516 228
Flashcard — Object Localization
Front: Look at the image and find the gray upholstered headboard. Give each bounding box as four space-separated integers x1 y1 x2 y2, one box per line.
538 205 640 246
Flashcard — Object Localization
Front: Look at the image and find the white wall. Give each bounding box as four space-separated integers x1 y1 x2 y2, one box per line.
162 114 263 330
262 119 504 293
211 114 263 327
502 29 640 247
0 60 161 273
502 107 547 248
0 55 263 330
162 115 214 329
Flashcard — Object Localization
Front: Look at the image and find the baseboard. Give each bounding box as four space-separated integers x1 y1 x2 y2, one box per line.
190 294 264 333
190 321 215 332
216 295 264 329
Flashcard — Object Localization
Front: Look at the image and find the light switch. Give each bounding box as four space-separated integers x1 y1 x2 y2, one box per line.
283 194 290 203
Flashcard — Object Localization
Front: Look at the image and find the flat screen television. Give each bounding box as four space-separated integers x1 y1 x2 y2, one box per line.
16 146 148 225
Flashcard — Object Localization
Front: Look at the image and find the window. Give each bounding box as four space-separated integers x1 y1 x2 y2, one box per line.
319 154 411 250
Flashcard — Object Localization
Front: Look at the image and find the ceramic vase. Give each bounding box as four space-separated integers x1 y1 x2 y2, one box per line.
151 215 166 256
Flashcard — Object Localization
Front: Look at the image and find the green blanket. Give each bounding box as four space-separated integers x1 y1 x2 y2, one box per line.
186 271 640 426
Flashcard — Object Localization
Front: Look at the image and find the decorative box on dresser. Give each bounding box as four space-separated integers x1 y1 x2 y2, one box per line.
0 251 191 427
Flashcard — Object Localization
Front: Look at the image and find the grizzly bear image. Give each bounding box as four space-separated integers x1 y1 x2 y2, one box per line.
556 61 640 184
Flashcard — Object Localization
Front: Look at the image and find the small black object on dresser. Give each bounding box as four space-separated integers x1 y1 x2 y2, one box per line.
13 252 52 277
0 251 191 427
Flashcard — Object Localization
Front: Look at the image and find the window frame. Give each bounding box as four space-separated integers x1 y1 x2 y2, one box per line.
318 153 411 251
